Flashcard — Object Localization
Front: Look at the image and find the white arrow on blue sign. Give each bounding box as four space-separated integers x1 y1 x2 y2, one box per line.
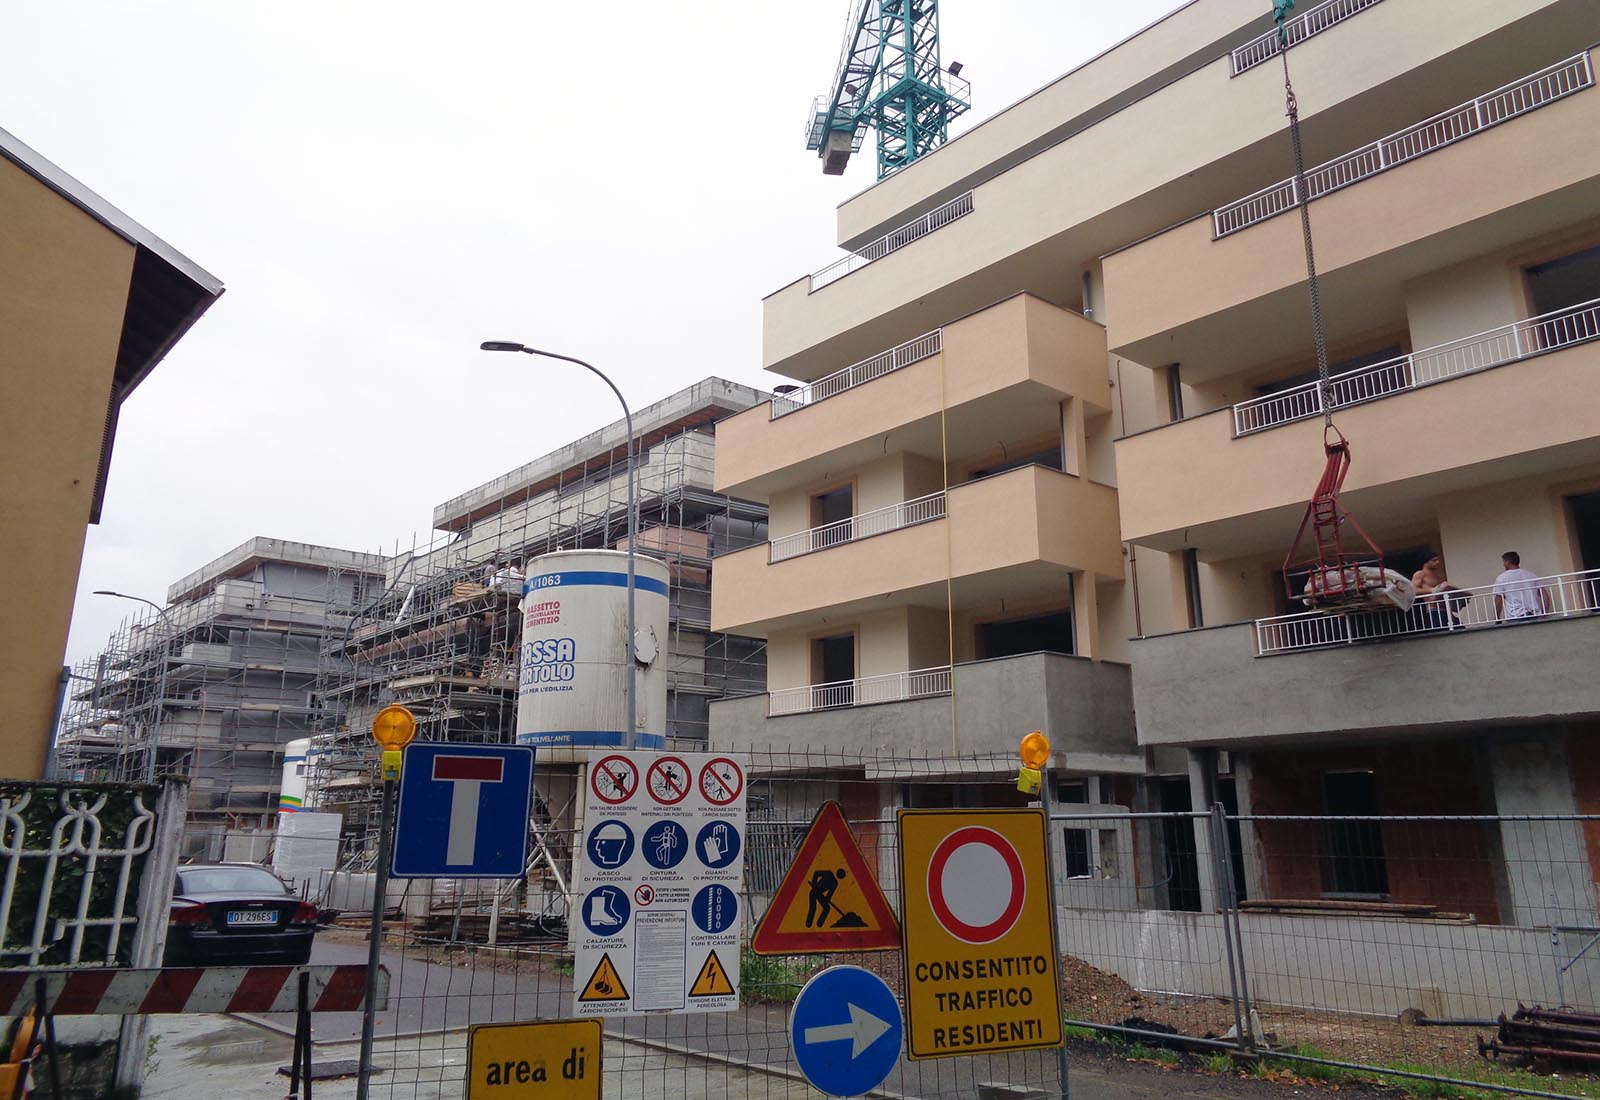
789 966 903 1097
391 743 535 878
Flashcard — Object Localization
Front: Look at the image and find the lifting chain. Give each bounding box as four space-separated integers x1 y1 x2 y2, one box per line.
1281 49 1335 431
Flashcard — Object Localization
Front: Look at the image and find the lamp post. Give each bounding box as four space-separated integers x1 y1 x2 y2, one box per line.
93 590 174 783
480 341 639 748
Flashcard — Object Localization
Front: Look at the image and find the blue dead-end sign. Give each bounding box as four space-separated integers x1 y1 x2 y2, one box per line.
789 965 904 1097
392 743 535 878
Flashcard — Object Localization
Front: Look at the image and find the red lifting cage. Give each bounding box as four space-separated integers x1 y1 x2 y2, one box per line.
1281 424 1389 608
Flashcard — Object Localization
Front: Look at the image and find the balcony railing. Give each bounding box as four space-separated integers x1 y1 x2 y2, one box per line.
770 329 942 418
1214 51 1595 238
768 491 947 562
767 665 952 717
809 192 974 291
1230 0 1386 76
1255 568 1600 656
1232 297 1600 435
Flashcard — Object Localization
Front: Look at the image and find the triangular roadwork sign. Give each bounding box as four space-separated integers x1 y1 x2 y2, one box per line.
688 949 736 997
750 800 900 955
578 951 630 1002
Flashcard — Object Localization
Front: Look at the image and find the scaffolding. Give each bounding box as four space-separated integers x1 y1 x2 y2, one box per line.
305 377 771 883
56 539 389 860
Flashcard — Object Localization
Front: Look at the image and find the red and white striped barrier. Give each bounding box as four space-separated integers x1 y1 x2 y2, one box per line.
0 964 388 1016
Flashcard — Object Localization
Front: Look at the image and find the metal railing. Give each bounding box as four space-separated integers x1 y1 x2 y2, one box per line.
766 665 952 716
768 491 946 562
1255 567 1600 655
1214 51 1595 237
1230 0 1386 75
809 191 974 291
1232 297 1600 434
770 329 942 417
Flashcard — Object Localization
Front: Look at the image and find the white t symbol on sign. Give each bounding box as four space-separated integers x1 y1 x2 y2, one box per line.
431 755 506 865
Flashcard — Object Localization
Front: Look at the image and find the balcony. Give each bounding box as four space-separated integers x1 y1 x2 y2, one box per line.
1256 567 1600 655
1229 0 1386 76
1233 297 1600 435
710 651 1136 760
712 464 1122 636
1102 49 1600 373
770 331 941 418
769 492 945 563
768 665 951 716
1115 337 1600 555
1216 52 1593 236
1131 577 1600 747
809 194 973 292
718 294 1109 500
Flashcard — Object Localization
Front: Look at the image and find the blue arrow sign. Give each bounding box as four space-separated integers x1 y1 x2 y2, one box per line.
789 966 903 1097
392 743 535 878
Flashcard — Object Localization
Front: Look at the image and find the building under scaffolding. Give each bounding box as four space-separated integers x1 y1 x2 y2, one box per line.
307 377 771 894
56 538 389 859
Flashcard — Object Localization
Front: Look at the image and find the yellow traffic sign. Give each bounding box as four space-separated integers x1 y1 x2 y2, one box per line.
578 952 630 1003
466 1019 602 1098
897 808 1063 1060
689 949 736 997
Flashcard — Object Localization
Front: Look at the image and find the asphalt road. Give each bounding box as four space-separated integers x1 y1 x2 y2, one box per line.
214 933 1385 1099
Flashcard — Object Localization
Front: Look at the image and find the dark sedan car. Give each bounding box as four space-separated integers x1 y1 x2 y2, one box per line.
164 864 318 966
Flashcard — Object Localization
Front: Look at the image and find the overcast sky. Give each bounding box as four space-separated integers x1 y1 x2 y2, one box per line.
3 0 1183 663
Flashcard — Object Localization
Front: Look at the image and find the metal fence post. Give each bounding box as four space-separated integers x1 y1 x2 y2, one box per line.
1207 804 1249 1052
1039 773 1070 1100
111 778 188 1095
1214 803 1255 1049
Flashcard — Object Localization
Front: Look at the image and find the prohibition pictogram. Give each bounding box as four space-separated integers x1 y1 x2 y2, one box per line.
926 826 1025 944
645 756 691 805
698 757 744 806
590 755 638 805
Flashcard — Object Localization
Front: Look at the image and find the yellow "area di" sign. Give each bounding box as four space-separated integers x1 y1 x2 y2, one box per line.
897 808 1063 1059
466 1019 602 1099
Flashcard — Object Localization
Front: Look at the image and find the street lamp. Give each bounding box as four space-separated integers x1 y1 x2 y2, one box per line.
92 590 174 783
480 341 640 748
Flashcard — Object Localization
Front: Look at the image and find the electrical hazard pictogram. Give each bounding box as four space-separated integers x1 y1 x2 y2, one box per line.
689 949 736 998
750 800 900 955
578 952 630 1002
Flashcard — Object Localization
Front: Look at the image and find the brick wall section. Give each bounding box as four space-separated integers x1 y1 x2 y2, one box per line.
1248 741 1502 924
839 780 881 877
1563 722 1600 892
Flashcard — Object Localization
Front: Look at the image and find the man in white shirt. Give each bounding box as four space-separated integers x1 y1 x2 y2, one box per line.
1494 551 1550 620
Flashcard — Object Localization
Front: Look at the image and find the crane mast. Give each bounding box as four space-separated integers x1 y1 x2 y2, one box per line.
805 0 970 179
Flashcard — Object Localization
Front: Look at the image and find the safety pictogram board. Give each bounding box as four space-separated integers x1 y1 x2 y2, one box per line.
578 953 630 1003
571 750 746 1018
750 800 899 955
688 949 736 998
897 808 1062 1060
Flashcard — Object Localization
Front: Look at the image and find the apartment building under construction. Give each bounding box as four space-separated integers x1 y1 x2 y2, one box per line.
307 377 771 855
713 0 1600 920
56 538 387 859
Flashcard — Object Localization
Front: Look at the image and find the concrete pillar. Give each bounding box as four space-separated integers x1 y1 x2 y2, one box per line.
1187 748 1221 913
1487 731 1597 927
1233 753 1267 902
1072 571 1100 660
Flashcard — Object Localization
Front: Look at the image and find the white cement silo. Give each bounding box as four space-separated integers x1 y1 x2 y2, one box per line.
515 549 669 750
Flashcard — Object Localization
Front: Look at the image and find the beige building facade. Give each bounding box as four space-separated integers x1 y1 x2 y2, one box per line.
0 126 221 780
711 0 1600 915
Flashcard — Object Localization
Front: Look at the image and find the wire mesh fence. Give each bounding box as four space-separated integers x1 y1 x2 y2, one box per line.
205 747 1600 1100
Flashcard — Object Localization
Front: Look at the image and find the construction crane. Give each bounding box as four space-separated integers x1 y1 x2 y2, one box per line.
804 0 971 179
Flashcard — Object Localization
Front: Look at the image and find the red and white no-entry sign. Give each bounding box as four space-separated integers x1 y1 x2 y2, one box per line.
925 826 1026 944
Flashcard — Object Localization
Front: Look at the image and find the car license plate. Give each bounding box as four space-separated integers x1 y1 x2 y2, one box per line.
226 910 278 926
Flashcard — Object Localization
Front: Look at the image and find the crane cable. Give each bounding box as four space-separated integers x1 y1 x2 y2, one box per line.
1280 42 1336 434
